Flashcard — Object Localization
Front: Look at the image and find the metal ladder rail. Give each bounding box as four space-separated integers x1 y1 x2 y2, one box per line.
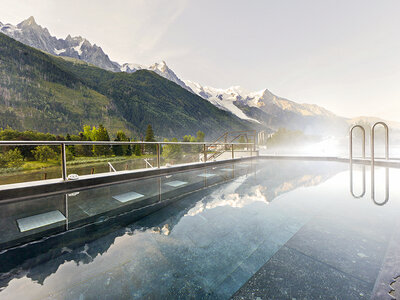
349 124 366 163
349 124 366 198
371 121 389 164
371 121 389 205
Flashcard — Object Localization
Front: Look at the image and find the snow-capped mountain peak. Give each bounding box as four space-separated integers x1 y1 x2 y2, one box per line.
149 60 168 72
0 17 121 72
184 79 338 130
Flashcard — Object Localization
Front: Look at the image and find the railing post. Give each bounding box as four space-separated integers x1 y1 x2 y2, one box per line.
157 143 161 168
61 143 67 181
203 144 207 162
232 144 234 159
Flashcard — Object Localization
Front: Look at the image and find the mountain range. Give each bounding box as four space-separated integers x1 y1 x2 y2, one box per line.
1 16 367 137
0 31 256 138
0 17 194 92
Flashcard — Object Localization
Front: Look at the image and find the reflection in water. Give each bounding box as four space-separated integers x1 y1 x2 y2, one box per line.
371 166 389 206
0 161 344 298
350 162 366 198
349 162 390 205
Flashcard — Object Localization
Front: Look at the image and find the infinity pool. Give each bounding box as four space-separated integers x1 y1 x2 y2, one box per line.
0 159 399 299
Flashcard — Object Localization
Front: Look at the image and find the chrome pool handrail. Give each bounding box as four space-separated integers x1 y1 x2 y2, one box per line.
349 124 366 163
369 121 389 205
371 121 389 164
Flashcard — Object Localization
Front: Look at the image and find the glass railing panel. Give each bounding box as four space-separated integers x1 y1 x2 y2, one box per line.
0 193 66 248
66 176 160 226
66 144 159 177
0 145 63 185
160 143 203 166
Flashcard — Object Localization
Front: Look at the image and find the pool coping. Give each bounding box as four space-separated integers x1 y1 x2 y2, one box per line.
1 155 399 203
258 155 400 168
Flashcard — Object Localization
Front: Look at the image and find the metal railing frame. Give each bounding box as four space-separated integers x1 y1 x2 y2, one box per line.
0 140 255 181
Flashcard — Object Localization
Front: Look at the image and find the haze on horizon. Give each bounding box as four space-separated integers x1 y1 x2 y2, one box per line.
0 0 399 121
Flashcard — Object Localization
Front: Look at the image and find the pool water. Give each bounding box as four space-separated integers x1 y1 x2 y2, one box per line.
0 160 399 299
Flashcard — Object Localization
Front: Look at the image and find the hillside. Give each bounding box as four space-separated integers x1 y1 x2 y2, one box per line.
0 33 255 138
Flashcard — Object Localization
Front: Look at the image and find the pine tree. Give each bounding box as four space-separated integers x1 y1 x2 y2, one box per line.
144 124 156 154
112 130 129 156
134 137 142 156
66 133 75 156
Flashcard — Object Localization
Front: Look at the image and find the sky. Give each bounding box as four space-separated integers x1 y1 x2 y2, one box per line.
0 0 399 120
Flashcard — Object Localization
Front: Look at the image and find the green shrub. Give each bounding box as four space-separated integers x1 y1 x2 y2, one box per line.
32 146 57 162
0 148 24 168
163 138 182 159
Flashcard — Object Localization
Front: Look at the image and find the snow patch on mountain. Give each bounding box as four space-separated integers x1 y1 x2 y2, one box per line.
72 39 84 55
120 63 145 72
54 48 66 55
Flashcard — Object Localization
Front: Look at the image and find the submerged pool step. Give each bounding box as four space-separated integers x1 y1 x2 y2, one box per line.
112 192 145 203
165 181 188 187
197 173 216 178
17 210 66 233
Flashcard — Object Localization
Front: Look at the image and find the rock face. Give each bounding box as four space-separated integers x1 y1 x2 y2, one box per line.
0 16 120 72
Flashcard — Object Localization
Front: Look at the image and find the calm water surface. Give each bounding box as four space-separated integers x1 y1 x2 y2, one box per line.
0 160 399 299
